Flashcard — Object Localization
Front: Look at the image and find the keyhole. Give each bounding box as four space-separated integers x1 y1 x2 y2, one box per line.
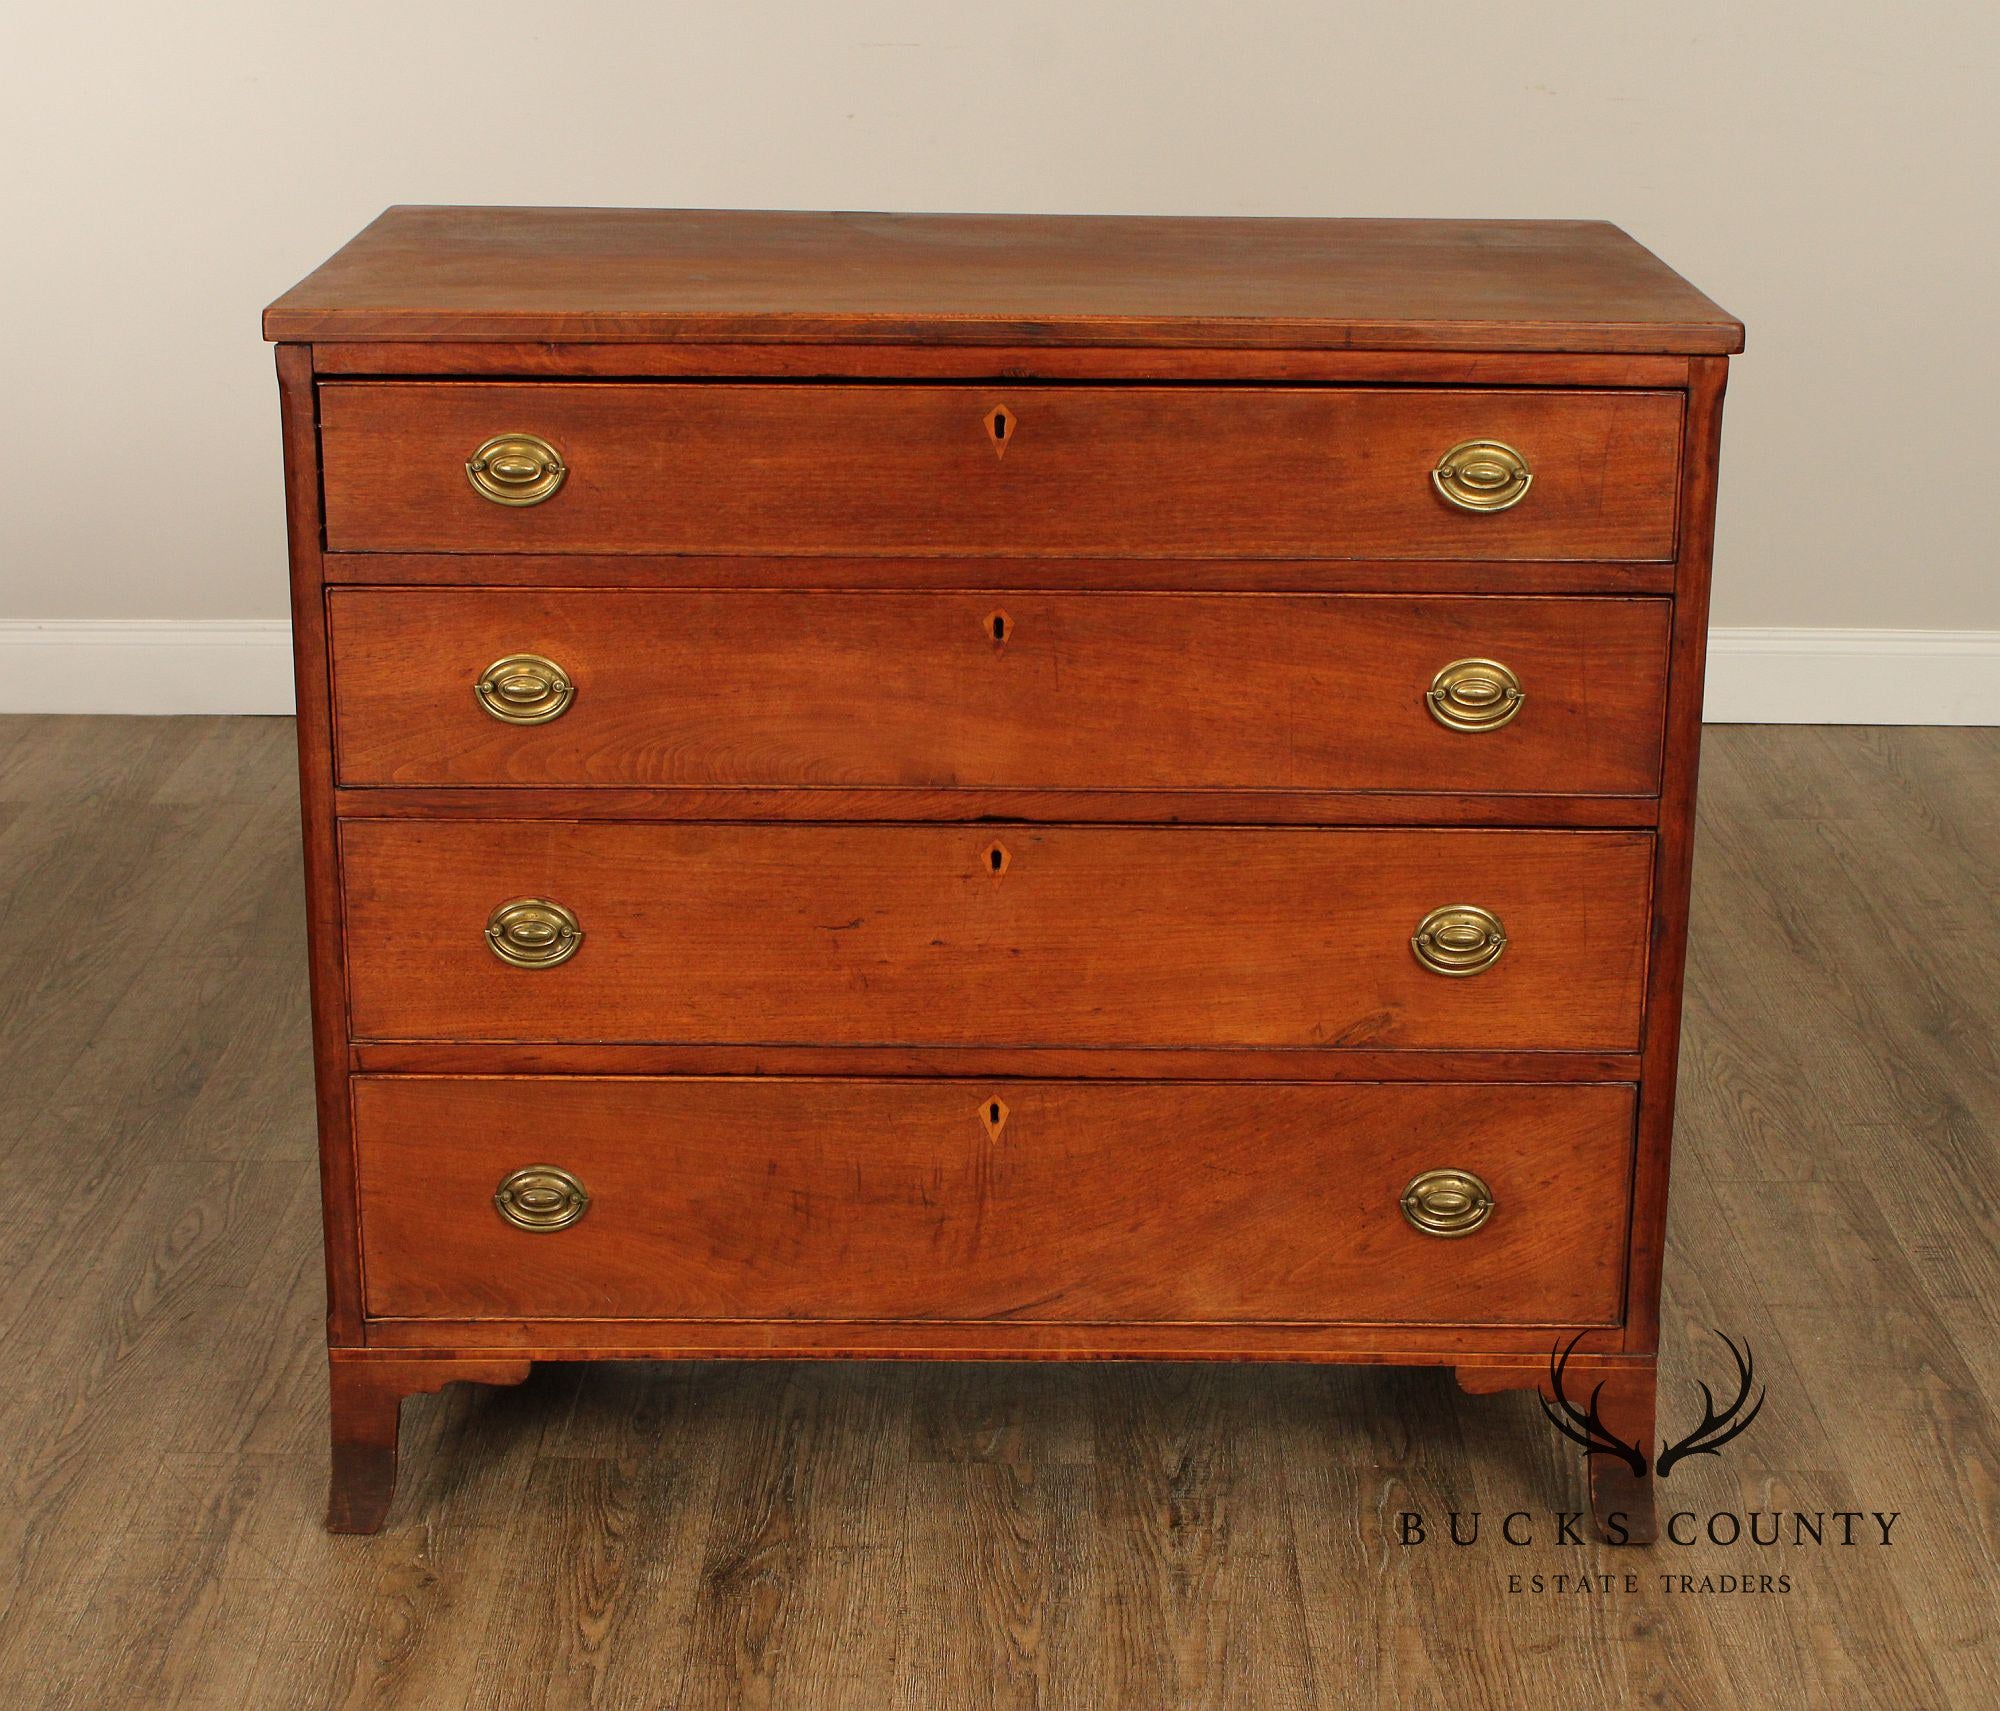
983 404 1016 459
984 609 1011 648
982 841 1011 878
989 848 1003 871
977 1096 1010 1139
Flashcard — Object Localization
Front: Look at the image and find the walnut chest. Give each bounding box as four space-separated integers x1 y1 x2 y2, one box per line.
264 208 1740 1538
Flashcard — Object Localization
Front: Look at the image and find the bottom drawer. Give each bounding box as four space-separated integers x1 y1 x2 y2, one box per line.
354 1077 1633 1327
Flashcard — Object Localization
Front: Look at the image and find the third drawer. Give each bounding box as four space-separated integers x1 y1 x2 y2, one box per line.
329 589 1672 796
341 822 1655 1049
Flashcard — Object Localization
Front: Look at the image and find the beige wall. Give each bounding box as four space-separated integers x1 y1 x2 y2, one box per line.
5 2 1994 629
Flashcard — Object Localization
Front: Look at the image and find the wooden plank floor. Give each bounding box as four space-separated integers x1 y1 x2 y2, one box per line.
0 716 1995 1709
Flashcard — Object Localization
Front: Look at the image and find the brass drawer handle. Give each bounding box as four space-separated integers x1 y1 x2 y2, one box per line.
1401 1168 1495 1238
1432 439 1532 513
1428 658 1524 732
1412 904 1507 976
474 653 574 725
494 1165 589 1232
466 432 567 506
485 898 583 968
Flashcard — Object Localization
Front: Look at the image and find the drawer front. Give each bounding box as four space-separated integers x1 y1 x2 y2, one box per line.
319 383 1683 560
329 589 1671 795
354 1076 1635 1325
341 823 1653 1049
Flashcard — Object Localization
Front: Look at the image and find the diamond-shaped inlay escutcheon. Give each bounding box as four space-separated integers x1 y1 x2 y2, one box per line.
982 841 1011 880
983 404 1016 459
978 1097 1010 1141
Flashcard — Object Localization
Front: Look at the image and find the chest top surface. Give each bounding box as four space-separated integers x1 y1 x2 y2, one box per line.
263 206 1741 354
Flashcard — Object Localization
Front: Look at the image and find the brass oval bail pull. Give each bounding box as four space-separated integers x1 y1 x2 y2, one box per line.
1428 658 1524 733
485 898 584 968
1401 1169 1496 1237
1411 905 1508 976
466 432 567 506
474 653 574 724
1432 439 1532 513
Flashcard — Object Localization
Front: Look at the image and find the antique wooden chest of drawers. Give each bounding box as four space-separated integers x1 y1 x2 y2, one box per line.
265 208 1739 1538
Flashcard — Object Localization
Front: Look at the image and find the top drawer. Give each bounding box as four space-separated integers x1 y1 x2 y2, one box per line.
319 383 1684 560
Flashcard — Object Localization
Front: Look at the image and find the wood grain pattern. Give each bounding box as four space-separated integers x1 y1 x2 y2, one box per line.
318 382 1684 560
275 345 364 1345
338 822 1656 1050
348 1043 1646 1081
327 589 1672 795
264 213 1735 1557
352 1077 1635 1327
1624 355 1730 1351
325 1353 532 1533
332 785 1663 829
359 1321 1632 1360
7 718 1995 1708
321 550 1680 595
263 208 1744 352
311 340 1695 385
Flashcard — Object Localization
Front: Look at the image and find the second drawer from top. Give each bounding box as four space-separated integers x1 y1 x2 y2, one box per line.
329 589 1672 796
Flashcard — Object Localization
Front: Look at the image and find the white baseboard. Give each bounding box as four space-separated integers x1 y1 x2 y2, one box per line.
0 620 1995 724
1702 627 2000 724
0 620 297 715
